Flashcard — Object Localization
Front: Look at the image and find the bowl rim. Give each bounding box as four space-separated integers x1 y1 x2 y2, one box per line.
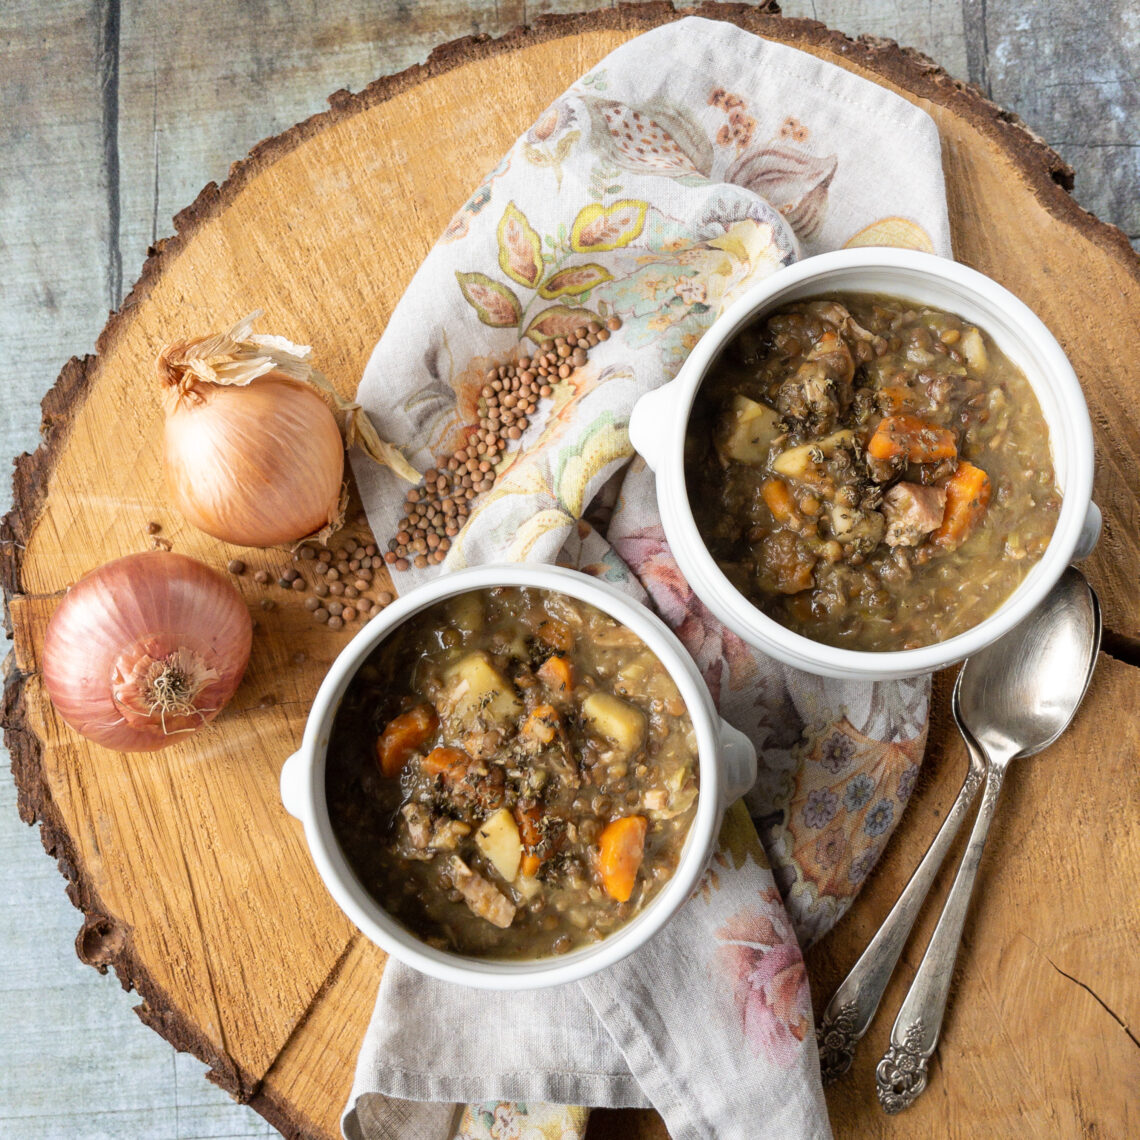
643 246 1095 678
288 562 725 989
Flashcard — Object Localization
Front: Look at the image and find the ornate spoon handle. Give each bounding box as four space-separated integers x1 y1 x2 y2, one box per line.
817 736 986 1082
876 753 1010 1113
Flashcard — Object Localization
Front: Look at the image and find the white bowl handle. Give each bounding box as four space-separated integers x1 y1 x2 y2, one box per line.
1073 501 1102 561
280 749 309 820
628 383 676 473
718 719 757 803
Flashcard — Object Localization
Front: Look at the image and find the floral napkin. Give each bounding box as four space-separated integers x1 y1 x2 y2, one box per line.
344 17 947 1140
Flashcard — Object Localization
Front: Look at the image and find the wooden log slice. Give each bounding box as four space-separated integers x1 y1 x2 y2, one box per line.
3 5 1139 1138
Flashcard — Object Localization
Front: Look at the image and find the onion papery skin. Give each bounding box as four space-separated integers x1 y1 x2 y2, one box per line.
42 551 253 752
163 371 344 548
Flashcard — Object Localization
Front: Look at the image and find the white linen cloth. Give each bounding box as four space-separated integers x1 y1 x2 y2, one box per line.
344 17 949 1140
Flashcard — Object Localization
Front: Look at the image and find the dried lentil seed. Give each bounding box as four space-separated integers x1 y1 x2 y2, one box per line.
254 569 270 585
313 607 329 623
328 616 344 631
342 607 357 622
227 559 245 575
315 582 329 598
304 596 320 612
291 578 306 592
146 521 161 534
260 598 276 611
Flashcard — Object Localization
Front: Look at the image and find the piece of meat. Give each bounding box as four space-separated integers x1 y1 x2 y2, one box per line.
776 360 841 429
449 856 516 928
430 819 471 851
882 482 948 547
401 803 432 849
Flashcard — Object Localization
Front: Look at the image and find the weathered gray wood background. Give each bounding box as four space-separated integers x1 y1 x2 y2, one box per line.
1 1 1136 1136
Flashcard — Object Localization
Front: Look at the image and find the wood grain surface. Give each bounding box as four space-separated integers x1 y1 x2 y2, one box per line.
3 3 1139 1139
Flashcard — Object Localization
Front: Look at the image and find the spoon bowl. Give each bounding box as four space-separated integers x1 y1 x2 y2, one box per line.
957 567 1101 759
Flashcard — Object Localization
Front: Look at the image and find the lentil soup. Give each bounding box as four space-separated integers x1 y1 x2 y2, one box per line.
685 293 1061 651
325 587 700 959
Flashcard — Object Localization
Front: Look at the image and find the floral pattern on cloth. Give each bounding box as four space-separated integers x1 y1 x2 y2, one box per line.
345 17 951 1140
454 1101 590 1140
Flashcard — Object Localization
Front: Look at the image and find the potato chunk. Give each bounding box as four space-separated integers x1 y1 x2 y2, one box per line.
959 327 988 373
445 651 523 725
582 692 647 757
771 429 854 482
475 807 523 882
717 395 781 465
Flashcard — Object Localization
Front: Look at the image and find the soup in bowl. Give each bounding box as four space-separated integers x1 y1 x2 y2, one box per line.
279 564 755 989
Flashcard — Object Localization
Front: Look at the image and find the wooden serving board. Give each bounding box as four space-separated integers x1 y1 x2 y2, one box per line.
3 5 1139 1138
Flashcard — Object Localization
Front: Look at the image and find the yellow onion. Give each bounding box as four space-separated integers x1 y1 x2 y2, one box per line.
163 371 343 547
157 313 419 547
43 551 253 752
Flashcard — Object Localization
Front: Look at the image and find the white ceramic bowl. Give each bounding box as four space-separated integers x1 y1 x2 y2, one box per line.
629 248 1101 681
280 563 755 990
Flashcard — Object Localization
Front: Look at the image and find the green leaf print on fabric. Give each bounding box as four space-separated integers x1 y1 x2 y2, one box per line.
497 203 544 289
456 271 523 327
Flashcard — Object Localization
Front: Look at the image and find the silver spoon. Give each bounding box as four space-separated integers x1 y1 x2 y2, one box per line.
816 713 986 1082
875 567 1101 1112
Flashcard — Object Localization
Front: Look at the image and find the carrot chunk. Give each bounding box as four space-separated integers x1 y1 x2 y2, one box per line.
866 414 957 463
597 816 648 902
514 804 547 876
536 619 574 652
514 804 542 845
537 654 575 695
760 477 799 527
876 385 917 415
420 746 472 780
376 704 439 778
931 461 992 549
520 703 560 746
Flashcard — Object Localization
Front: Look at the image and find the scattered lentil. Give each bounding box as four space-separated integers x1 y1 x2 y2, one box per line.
146 521 161 535
254 569 271 585
227 559 246 575
328 616 344 631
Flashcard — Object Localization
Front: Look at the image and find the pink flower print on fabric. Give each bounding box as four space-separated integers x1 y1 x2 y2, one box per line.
611 523 753 705
716 892 812 1069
